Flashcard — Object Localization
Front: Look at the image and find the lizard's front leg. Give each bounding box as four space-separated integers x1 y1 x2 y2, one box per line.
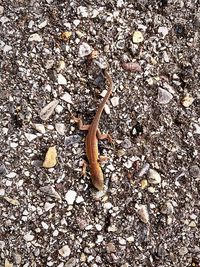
72 115 90 131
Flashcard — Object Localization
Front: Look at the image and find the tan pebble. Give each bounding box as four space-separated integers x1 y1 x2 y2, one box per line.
117 149 126 157
137 205 149 223
43 146 57 168
76 31 85 38
4 197 20 206
61 31 72 41
33 123 45 134
57 60 66 71
106 242 116 253
141 179 148 189
80 253 86 262
132 31 144 43
5 259 13 267
188 221 196 227
181 94 194 107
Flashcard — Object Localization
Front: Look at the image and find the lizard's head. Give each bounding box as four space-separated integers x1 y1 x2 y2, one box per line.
91 166 104 191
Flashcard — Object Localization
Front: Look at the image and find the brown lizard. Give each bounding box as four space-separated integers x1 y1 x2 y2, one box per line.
73 70 113 190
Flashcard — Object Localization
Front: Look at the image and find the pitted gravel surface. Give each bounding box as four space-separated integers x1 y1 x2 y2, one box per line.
0 1 200 266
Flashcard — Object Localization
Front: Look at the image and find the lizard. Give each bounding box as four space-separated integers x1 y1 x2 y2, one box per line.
73 70 113 191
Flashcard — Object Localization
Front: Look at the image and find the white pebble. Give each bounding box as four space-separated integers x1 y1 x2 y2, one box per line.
41 221 49 229
33 123 46 134
44 202 55 211
95 224 102 231
107 164 115 171
58 245 71 258
60 92 73 104
65 190 77 205
158 26 169 37
57 74 67 85
0 188 5 196
111 96 119 107
148 169 161 184
55 123 66 135
38 20 47 29
24 133 37 142
103 202 113 210
6 172 17 178
76 195 84 203
28 33 42 42
24 232 34 241
96 235 104 243
118 237 126 245
3 45 12 53
157 88 173 104
55 104 64 114
79 42 92 57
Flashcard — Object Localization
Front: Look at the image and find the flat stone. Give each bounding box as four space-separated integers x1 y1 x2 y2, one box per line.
65 190 77 205
59 245 71 258
28 33 42 42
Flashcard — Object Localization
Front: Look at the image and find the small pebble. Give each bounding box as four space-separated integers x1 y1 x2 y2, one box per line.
6 172 16 178
40 185 61 199
55 123 66 135
57 74 67 85
157 88 173 104
33 123 45 134
41 221 49 229
141 179 148 189
0 188 5 196
148 169 161 184
14 253 22 265
44 202 55 211
59 245 71 258
38 20 47 29
132 31 144 43
111 96 119 107
95 224 102 231
179 247 188 256
4 197 19 206
181 94 194 107
60 92 73 104
158 26 169 37
79 42 92 57
61 31 72 41
24 232 34 241
28 33 42 42
160 201 174 215
43 146 57 168
126 236 134 242
65 190 77 205
65 257 77 267
106 242 116 253
137 205 149 224
189 165 200 179
76 195 84 203
24 133 37 142
0 6 4 15
57 60 66 72
4 259 13 267
40 99 59 121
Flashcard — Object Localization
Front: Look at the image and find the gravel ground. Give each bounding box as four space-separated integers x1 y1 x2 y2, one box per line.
0 1 200 266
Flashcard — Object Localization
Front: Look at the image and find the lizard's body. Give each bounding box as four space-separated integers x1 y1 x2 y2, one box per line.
74 70 113 190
